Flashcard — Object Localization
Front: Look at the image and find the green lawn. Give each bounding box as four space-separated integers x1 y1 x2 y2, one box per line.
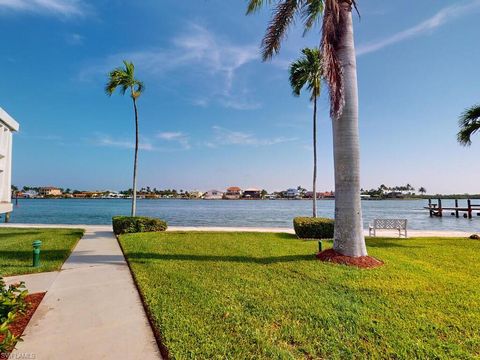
119 232 480 359
0 228 84 276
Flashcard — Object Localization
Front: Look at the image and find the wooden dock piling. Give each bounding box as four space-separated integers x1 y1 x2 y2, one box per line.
425 198 480 219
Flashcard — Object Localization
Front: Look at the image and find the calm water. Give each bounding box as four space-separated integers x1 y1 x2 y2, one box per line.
5 199 480 232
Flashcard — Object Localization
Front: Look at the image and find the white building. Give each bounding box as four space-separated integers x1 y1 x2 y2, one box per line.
285 188 301 199
0 108 19 217
203 190 224 200
24 190 39 198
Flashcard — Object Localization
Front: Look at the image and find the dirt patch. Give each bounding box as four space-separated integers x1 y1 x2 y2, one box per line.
316 249 383 269
0 292 45 347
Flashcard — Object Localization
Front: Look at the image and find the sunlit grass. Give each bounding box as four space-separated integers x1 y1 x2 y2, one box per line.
119 232 480 359
0 228 83 276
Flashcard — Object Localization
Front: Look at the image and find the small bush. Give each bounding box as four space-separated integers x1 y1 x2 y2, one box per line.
470 234 480 240
293 217 334 239
112 216 168 235
1 277 28 353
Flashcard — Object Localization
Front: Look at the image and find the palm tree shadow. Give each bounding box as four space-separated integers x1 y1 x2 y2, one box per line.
366 241 424 249
127 252 315 264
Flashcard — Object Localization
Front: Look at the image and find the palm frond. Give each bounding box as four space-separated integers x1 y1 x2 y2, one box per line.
132 80 145 99
457 104 480 146
289 47 323 101
261 0 303 61
301 0 324 35
321 0 346 119
246 0 272 14
105 60 143 99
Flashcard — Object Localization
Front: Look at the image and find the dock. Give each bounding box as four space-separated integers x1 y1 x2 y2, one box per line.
425 199 480 219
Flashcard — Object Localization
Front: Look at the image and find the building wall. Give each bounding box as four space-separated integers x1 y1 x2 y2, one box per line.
0 120 14 213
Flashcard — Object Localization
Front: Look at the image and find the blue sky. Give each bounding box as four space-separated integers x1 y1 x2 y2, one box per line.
0 0 479 193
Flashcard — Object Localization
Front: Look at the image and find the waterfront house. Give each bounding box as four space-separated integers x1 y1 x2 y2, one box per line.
225 187 242 200
305 191 320 199
103 191 122 199
73 191 104 198
386 191 404 199
39 187 62 197
285 188 301 199
243 188 261 199
23 190 39 198
204 190 224 200
320 191 335 199
189 191 204 199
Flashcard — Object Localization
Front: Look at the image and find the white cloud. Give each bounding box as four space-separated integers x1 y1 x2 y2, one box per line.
157 131 191 150
219 98 261 111
0 0 88 16
357 0 480 56
211 126 297 147
91 132 193 152
93 134 155 151
79 23 260 110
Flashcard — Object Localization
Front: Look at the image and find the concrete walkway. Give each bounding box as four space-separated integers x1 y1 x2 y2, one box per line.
4 271 59 294
9 226 161 360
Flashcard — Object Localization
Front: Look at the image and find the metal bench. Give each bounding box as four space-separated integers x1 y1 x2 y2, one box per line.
369 219 408 238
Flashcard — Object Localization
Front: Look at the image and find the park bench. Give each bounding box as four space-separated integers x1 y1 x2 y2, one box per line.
369 219 408 238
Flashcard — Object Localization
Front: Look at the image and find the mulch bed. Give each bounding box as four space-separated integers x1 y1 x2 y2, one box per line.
316 249 384 269
0 293 45 346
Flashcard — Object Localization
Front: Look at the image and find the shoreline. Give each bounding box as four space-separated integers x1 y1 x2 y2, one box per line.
12 197 480 201
0 223 474 238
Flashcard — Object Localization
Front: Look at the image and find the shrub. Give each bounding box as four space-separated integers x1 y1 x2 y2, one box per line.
112 216 168 235
0 277 28 353
470 234 480 240
293 217 334 239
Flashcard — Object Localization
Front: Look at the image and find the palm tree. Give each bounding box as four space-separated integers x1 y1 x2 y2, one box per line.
418 187 427 196
290 48 323 217
457 104 480 146
248 0 367 257
105 60 145 216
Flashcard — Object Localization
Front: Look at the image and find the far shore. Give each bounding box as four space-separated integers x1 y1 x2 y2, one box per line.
13 196 480 201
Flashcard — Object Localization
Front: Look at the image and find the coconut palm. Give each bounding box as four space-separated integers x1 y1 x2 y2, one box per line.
457 104 480 146
418 187 427 196
105 60 144 216
248 0 367 257
290 47 323 217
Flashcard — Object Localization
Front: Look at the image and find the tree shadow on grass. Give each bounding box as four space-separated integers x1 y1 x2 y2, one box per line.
366 241 425 249
0 249 72 262
127 252 315 264
0 231 47 239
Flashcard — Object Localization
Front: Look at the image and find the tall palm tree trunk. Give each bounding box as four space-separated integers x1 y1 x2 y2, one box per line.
331 2 367 257
131 97 139 217
312 94 318 218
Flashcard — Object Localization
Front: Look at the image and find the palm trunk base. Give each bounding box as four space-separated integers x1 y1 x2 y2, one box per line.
316 249 383 268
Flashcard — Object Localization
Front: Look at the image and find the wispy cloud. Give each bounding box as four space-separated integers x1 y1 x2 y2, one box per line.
79 23 260 110
157 131 191 150
210 126 297 147
91 132 194 152
65 33 84 45
93 134 155 151
0 0 88 17
357 0 480 56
